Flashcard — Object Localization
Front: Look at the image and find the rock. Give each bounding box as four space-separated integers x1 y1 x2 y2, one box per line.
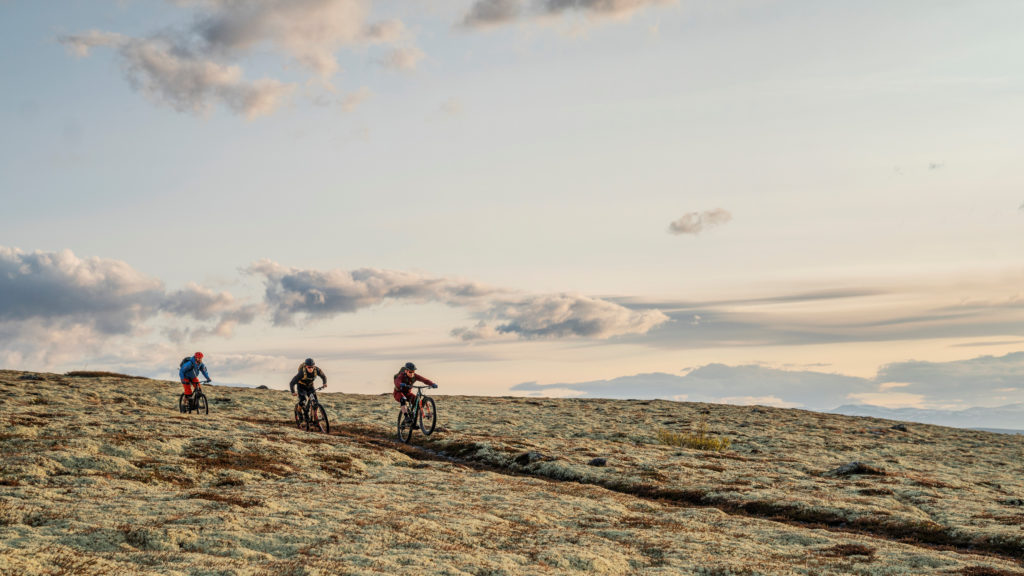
587 458 607 467
824 461 886 477
514 451 545 466
890 423 908 432
255 385 269 390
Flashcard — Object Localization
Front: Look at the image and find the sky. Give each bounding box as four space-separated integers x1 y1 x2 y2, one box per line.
2 0 1023 415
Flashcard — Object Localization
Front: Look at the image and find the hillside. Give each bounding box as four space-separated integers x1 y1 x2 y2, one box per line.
1 370 1022 575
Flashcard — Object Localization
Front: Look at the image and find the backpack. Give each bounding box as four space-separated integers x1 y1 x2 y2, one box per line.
180 356 192 368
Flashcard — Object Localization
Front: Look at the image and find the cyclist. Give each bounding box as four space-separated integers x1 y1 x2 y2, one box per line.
393 362 436 421
179 352 211 399
290 358 326 417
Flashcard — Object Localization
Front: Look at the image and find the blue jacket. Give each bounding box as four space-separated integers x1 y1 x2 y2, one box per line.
179 357 210 381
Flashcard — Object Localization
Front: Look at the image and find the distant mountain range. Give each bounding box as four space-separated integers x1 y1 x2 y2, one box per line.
829 403 1024 434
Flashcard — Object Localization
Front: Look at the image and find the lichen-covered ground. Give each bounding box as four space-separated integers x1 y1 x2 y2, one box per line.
1 370 1022 575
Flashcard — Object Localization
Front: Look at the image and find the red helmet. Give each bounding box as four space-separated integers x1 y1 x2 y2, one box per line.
194 352 204 361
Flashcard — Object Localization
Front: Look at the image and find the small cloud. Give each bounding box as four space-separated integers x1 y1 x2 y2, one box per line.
58 30 125 57
461 0 671 29
462 0 523 28
378 46 425 70
341 87 372 112
879 381 911 391
668 208 732 235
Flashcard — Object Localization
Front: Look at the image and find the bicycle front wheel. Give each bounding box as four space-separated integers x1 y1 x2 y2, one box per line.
195 393 208 415
311 404 329 434
178 394 188 414
294 404 304 429
419 397 436 436
397 410 414 443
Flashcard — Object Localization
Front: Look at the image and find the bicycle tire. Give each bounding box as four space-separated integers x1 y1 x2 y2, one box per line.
419 397 436 436
294 404 304 429
195 393 208 415
397 410 414 443
178 394 188 414
311 403 329 434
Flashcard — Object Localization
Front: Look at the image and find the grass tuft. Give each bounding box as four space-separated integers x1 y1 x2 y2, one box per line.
657 417 732 452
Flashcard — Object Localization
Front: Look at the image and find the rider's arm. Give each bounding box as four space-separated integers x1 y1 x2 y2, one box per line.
200 364 210 382
289 373 300 394
415 374 436 387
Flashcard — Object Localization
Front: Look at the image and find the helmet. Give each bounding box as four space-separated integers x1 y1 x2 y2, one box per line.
304 358 315 367
403 362 416 371
194 352 204 361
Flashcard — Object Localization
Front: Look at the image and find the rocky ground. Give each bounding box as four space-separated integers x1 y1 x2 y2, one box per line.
1 370 1022 575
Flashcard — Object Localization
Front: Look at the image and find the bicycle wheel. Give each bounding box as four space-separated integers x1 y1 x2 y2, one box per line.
195 393 208 415
311 404 329 434
294 404 304 429
178 394 188 414
397 410 414 443
419 397 436 436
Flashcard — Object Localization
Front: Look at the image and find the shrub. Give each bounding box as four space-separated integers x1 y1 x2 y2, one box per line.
657 418 731 452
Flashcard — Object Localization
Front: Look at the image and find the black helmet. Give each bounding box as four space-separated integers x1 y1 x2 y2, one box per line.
403 362 416 371
304 358 315 367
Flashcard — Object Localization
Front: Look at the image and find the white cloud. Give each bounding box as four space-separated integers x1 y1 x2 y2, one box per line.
668 208 732 235
249 259 668 340
378 46 425 70
462 293 670 340
461 0 672 28
61 0 419 116
119 37 294 117
0 246 259 353
58 30 126 57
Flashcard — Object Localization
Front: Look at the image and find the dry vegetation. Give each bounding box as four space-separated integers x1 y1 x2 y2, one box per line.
1 369 1022 575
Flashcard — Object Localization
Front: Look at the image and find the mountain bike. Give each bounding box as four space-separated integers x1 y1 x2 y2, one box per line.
178 381 210 415
294 385 329 433
397 385 437 443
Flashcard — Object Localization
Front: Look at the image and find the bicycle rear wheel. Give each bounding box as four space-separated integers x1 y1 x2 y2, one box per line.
419 397 436 436
397 410 414 443
310 403 329 434
195 393 208 415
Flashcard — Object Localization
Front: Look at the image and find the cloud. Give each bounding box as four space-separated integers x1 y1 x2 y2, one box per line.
462 0 523 28
61 0 419 116
119 37 294 117
340 87 372 112
461 0 671 28
668 208 732 235
876 352 1024 401
58 30 125 57
512 352 1024 412
457 293 670 340
0 246 164 334
512 366 874 409
0 246 258 345
249 259 668 339
247 259 500 325
377 46 425 70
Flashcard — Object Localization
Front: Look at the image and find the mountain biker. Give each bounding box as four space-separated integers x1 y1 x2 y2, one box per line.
290 358 326 416
179 352 211 398
394 362 436 420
